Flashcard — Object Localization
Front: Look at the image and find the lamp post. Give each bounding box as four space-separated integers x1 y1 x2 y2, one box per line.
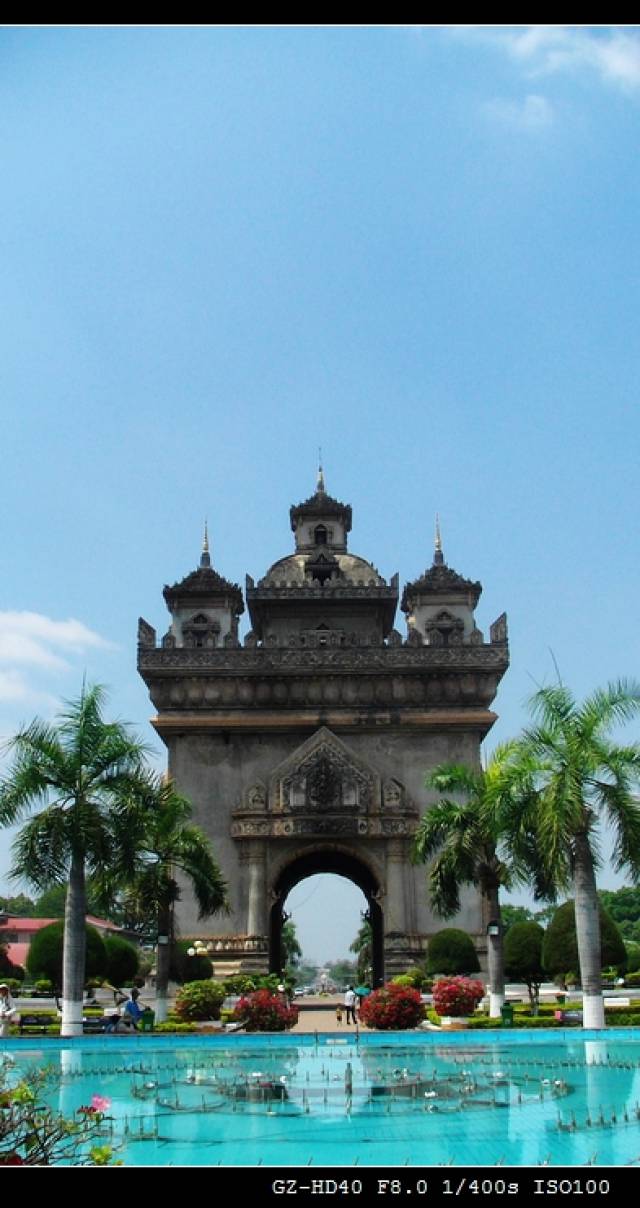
486 920 504 1019
187 939 210 959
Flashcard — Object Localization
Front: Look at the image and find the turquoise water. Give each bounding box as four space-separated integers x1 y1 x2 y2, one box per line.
4 1030 640 1167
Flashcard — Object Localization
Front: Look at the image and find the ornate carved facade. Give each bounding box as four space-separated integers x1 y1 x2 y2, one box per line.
137 474 509 979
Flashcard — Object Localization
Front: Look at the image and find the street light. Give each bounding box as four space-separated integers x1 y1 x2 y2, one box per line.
187 939 209 958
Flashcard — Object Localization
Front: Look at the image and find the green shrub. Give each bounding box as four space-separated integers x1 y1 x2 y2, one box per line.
624 971 640 986
0 950 24 981
467 1015 563 1030
154 1021 197 1033
602 1011 640 1026
27 922 107 989
170 940 213 984
34 978 53 994
255 973 284 993
174 980 227 1021
104 936 139 989
427 929 480 976
504 922 546 1012
391 974 414 988
398 966 428 989
542 901 626 980
222 975 256 995
625 944 640 973
1 978 22 995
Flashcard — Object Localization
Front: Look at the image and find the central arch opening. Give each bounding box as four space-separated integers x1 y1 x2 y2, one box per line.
269 850 384 986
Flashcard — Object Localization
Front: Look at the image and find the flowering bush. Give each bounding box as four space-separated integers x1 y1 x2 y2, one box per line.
0 1068 120 1165
432 977 484 1018
174 979 227 1021
358 983 424 1030
234 989 298 1032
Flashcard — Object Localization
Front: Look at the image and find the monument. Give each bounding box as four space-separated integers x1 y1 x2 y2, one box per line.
137 473 508 980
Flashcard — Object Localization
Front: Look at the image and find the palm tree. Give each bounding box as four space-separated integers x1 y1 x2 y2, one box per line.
0 685 148 1036
106 775 228 1022
412 746 531 1018
281 919 302 973
503 681 640 1029
349 917 373 985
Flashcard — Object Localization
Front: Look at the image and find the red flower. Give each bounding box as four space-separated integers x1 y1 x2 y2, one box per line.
359 984 424 1030
432 977 484 1017
234 990 299 1032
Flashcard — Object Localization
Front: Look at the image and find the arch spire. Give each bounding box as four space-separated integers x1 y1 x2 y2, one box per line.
200 518 211 568
434 513 444 566
316 447 325 494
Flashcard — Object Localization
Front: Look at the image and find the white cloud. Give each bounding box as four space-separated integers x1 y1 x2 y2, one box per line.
0 611 112 663
0 611 114 723
464 25 640 93
0 669 55 706
484 93 554 131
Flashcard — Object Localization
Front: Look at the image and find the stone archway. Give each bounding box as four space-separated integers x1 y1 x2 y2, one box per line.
268 848 385 986
138 476 508 986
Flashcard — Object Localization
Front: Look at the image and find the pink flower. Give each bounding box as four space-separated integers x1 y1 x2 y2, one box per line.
91 1094 111 1113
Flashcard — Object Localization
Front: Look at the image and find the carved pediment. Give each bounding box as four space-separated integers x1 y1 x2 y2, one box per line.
269 727 381 816
232 729 418 837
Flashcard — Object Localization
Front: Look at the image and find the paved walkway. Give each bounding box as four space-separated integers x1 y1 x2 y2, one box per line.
290 996 369 1034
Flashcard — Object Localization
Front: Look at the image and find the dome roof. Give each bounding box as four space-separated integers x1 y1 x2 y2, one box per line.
259 552 386 589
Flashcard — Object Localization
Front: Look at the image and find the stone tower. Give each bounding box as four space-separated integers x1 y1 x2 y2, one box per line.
137 480 509 979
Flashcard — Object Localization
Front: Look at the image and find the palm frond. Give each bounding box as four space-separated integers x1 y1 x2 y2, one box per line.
10 808 71 889
527 684 576 731
577 680 640 742
426 764 481 797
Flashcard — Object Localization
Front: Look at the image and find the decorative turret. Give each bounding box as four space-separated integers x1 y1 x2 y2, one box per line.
247 474 398 645
161 527 244 649
289 467 352 554
401 520 484 646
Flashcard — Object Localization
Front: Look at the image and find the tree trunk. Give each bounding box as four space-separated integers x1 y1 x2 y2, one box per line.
61 850 87 1037
154 903 172 1024
573 832 604 1029
485 880 505 1018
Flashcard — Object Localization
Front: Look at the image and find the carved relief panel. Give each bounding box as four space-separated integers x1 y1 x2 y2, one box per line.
231 727 418 840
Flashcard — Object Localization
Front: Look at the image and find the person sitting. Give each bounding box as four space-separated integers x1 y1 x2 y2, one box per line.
0 984 17 1037
122 988 145 1030
103 1010 122 1034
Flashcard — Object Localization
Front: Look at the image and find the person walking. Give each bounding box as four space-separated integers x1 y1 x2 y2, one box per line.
344 985 357 1025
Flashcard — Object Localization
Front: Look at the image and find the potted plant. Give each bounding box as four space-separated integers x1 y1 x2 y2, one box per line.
432 977 484 1028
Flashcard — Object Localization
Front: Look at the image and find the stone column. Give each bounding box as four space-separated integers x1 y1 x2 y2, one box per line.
246 840 267 937
384 838 407 935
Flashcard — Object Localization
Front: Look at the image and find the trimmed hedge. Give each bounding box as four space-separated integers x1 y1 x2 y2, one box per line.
26 922 107 988
174 980 226 1021
170 940 213 984
427 929 480 975
543 901 626 979
104 936 139 989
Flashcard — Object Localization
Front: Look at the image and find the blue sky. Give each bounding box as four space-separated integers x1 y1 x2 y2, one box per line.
1 25 639 963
